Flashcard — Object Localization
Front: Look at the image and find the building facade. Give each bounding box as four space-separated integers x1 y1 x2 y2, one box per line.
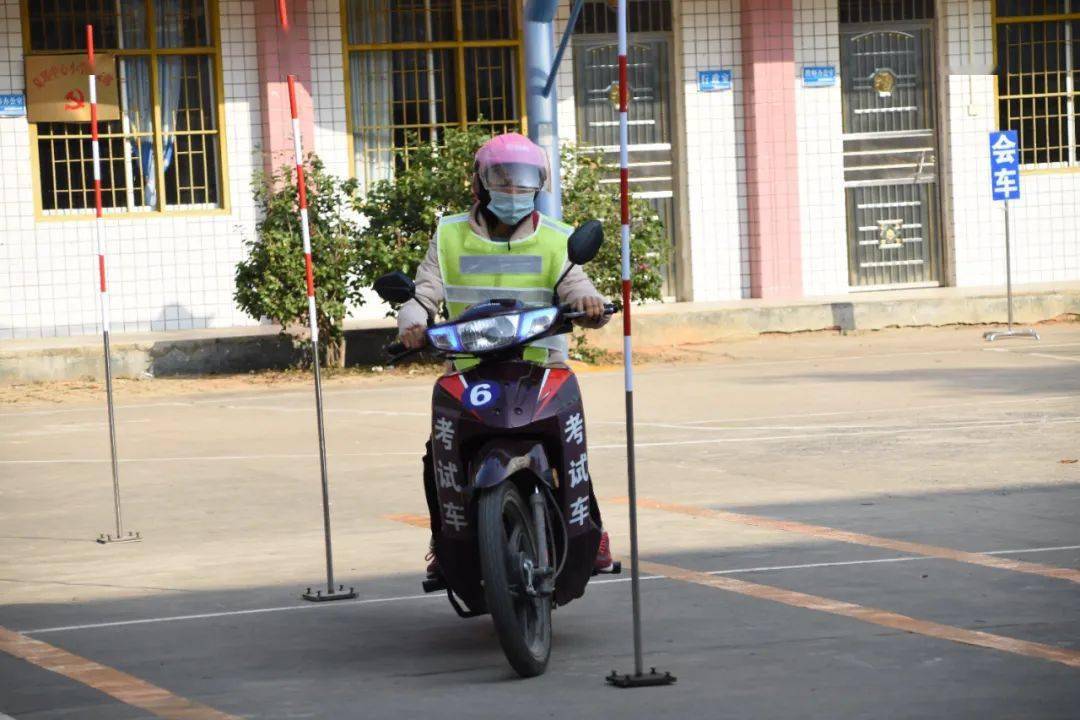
2 0 1078 338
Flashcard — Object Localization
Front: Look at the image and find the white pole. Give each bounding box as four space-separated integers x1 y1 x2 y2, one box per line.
88 24 138 544
287 75 355 602
606 0 674 689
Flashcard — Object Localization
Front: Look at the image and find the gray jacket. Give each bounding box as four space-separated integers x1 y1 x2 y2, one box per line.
397 206 609 362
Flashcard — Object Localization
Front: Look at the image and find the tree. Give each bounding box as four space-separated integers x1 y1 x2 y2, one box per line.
235 156 363 367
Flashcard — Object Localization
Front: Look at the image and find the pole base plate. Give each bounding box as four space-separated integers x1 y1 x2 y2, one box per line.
606 668 677 688
96 531 141 544
984 328 1040 341
302 585 357 602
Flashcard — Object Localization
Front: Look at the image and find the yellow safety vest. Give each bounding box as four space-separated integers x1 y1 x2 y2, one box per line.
436 211 570 367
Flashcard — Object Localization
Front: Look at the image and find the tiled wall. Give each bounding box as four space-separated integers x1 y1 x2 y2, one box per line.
0 0 262 339
679 0 747 300
793 0 847 295
309 0 349 180
944 0 1080 287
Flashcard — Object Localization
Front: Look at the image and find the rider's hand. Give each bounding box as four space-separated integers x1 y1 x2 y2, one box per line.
399 324 426 350
572 296 606 326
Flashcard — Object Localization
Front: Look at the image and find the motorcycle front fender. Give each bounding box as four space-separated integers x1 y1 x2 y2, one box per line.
471 441 552 491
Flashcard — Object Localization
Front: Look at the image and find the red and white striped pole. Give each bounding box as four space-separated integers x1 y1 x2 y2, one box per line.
288 75 354 602
607 0 673 688
88 25 138 545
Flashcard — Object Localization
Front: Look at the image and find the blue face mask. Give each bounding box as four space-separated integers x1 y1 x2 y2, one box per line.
488 191 535 226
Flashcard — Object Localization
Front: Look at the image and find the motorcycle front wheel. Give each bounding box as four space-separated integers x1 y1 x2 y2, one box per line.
478 481 552 678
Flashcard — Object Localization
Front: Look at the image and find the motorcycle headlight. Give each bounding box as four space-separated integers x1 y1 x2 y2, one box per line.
427 307 559 355
517 307 558 341
456 313 521 353
426 325 462 352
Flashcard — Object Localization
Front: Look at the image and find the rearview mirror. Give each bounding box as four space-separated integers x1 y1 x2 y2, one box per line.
374 271 416 304
567 220 604 266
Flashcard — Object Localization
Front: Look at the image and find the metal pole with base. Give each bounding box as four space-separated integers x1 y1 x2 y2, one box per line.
284 75 356 603
605 0 674 690
983 200 1039 342
87 25 140 546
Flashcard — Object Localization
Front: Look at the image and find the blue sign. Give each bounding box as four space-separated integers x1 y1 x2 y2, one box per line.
803 66 837 87
698 70 732 92
0 94 26 118
989 130 1021 201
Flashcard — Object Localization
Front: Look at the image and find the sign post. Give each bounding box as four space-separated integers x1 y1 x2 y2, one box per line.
984 130 1039 342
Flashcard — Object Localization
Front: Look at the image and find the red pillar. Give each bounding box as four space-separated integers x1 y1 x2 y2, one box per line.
256 0 315 178
741 0 803 299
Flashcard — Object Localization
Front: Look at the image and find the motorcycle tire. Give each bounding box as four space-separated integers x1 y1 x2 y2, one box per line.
478 481 552 678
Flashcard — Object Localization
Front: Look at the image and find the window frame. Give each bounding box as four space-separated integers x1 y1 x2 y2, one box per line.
20 0 230 221
993 2 1080 174
339 0 527 186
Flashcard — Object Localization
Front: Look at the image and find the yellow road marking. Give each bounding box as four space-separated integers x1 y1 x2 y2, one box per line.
620 497 1080 585
0 626 240 720
384 513 430 529
640 560 1080 669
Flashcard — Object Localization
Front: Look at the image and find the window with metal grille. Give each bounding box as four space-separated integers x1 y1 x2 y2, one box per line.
995 1 1080 168
573 0 671 35
23 0 224 215
838 0 934 24
344 0 522 186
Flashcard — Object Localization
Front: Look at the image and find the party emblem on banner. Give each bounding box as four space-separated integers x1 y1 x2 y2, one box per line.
25 54 120 123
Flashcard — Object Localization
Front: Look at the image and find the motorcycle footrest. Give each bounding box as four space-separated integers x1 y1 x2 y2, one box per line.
422 576 447 593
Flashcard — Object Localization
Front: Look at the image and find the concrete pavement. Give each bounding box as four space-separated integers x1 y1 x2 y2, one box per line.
1 325 1078 718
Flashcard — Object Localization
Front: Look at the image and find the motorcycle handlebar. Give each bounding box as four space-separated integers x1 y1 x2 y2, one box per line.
385 303 619 356
560 303 620 320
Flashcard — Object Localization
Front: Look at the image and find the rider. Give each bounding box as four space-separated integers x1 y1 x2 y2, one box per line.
396 132 615 578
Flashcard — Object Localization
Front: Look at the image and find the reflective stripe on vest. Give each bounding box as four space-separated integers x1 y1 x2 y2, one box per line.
443 285 554 306
437 211 570 366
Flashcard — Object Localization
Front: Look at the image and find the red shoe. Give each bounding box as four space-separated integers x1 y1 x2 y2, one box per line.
594 529 615 573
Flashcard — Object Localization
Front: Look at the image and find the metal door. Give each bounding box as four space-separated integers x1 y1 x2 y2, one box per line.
840 23 942 288
573 35 676 294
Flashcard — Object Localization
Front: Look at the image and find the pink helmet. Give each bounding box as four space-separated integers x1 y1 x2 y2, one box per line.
474 133 550 192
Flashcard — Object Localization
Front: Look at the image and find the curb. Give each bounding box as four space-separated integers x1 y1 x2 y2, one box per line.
2 287 1077 382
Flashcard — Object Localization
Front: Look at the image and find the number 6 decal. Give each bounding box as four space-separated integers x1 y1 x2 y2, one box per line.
467 382 499 408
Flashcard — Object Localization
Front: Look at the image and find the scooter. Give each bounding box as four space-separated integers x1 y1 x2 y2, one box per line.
373 221 620 678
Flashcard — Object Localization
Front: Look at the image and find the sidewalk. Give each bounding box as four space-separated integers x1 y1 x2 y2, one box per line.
2 282 1077 382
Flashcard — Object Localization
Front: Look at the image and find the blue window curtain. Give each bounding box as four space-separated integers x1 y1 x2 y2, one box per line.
117 0 183 208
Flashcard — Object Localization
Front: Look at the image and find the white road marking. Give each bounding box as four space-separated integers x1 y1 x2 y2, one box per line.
590 416 1080 450
2 419 150 440
984 341 1080 352
621 395 1079 428
18 544 1080 636
0 451 419 466
4 415 1077 465
0 385 431 419
1026 352 1080 364
220 405 427 416
595 417 1062 433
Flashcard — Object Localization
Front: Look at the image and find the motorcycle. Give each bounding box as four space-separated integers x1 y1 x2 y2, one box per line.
373 220 621 678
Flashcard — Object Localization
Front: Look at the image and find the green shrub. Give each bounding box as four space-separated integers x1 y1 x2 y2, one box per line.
235 157 363 367
351 126 488 285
